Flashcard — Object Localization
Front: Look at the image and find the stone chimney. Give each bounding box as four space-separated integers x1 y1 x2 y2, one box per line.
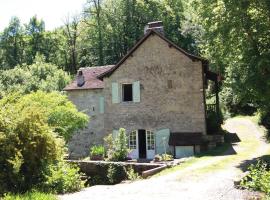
144 21 164 35
77 70 85 87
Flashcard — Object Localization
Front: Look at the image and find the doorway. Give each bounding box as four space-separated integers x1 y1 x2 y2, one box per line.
138 129 146 158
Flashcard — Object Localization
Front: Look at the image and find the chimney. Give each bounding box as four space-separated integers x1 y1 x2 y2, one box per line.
144 21 164 35
77 70 85 87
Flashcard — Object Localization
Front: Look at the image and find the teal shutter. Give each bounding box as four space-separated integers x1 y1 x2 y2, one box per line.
112 82 119 103
112 130 119 139
99 96 104 114
155 129 170 155
132 81 140 102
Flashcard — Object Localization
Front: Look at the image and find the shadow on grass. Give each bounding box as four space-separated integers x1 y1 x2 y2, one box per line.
195 142 237 158
236 155 270 171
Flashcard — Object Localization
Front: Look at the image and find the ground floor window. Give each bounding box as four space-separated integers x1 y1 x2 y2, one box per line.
146 130 155 150
129 131 137 149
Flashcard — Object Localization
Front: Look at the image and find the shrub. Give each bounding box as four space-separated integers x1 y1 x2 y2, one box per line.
161 154 173 161
90 145 105 160
107 164 127 184
0 91 89 142
125 167 141 181
240 160 270 195
0 105 64 194
206 110 223 134
41 161 85 194
104 134 113 159
110 128 129 161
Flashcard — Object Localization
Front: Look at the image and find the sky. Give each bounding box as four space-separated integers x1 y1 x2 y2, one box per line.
0 0 87 31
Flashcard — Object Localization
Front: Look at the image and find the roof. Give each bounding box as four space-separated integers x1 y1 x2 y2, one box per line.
98 29 209 79
169 132 203 146
64 65 114 91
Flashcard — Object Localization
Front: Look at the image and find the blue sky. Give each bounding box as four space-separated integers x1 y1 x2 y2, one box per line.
0 0 86 31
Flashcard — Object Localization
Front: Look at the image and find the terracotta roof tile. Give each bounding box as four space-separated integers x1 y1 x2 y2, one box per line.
64 65 114 91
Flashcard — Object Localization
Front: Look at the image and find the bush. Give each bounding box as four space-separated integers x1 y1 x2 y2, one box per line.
240 160 270 195
41 161 85 194
0 91 89 141
161 154 173 161
0 92 87 194
206 110 223 134
0 105 64 194
90 145 105 160
125 167 141 181
107 128 129 161
107 164 127 184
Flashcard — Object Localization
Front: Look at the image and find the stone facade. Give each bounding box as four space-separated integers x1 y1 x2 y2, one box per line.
103 34 206 135
67 89 106 158
65 30 210 159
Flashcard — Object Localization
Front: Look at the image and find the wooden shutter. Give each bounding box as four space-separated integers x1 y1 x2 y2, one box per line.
99 96 104 114
132 81 140 102
155 129 170 155
112 82 119 103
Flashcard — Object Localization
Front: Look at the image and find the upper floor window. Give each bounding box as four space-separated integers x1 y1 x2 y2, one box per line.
122 84 133 102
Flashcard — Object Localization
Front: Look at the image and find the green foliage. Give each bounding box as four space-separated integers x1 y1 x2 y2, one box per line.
90 145 105 157
154 154 173 161
240 160 270 195
3 191 57 200
125 167 141 181
41 161 85 194
194 0 270 115
206 110 223 134
106 164 127 184
0 59 71 98
108 128 129 161
1 91 89 141
0 104 64 194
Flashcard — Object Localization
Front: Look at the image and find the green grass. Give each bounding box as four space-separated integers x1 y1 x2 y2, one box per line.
156 115 270 177
2 191 58 200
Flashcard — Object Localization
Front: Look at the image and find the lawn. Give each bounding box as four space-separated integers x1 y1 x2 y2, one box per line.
2 191 58 200
156 116 270 177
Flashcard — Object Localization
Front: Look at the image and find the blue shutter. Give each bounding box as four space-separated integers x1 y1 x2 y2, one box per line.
112 82 119 103
99 96 104 113
155 129 170 155
132 81 140 102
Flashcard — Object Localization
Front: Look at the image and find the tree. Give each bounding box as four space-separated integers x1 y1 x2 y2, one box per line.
0 17 24 69
0 57 71 97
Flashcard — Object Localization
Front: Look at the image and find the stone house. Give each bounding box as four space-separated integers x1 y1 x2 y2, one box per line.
64 21 221 159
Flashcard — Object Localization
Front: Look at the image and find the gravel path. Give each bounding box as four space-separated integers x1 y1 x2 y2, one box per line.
60 118 269 200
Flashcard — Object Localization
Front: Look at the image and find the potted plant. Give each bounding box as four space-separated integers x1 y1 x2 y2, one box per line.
90 145 105 160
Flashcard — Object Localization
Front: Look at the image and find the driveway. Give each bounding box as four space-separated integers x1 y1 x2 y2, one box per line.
60 118 269 200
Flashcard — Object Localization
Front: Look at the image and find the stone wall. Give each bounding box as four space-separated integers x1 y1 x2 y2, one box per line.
66 89 106 158
103 34 206 135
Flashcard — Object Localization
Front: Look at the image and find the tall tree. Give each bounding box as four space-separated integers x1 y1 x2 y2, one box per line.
0 17 24 69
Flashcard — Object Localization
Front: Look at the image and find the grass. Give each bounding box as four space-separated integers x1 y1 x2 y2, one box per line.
156 115 270 177
2 191 58 200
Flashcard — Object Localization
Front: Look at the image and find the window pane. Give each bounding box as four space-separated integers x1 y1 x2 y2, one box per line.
123 84 133 102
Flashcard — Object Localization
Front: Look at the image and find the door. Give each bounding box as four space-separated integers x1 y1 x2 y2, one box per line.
146 130 155 159
138 130 146 158
175 146 194 158
128 130 138 159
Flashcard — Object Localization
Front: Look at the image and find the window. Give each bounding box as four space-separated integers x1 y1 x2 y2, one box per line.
129 131 137 149
146 131 155 150
122 84 133 102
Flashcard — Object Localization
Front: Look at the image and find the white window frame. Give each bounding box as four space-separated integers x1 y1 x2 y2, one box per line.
146 130 155 150
129 130 137 149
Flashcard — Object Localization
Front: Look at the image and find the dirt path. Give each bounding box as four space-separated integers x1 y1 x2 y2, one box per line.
60 118 269 200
